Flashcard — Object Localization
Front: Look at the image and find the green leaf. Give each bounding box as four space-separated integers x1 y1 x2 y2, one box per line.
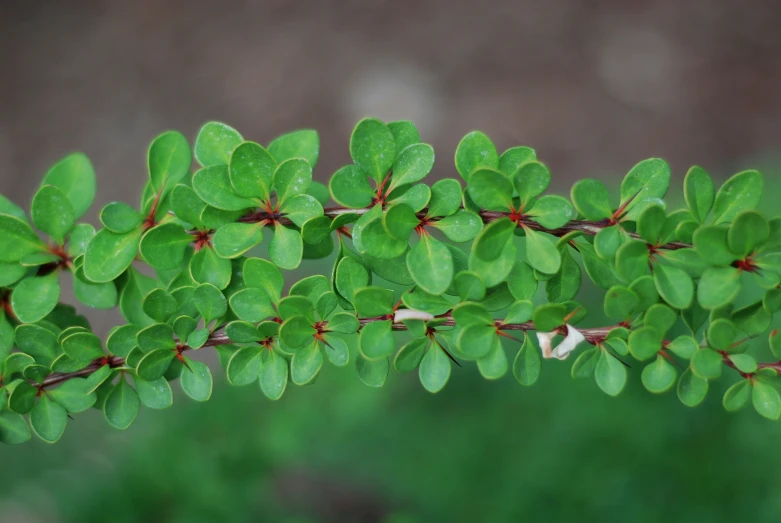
194 122 243 167
356 353 389 388
619 158 670 220
391 183 431 212
752 380 781 420
0 214 46 262
628 326 662 361
728 354 757 374
9 381 38 414
353 287 394 317
84 228 142 282
389 143 435 191
603 286 639 320
692 226 736 267
189 247 232 289
329 165 375 208
171 184 206 228
511 161 550 208
280 194 323 228
193 283 227 324
212 222 263 259
571 179 612 220
193 164 257 211
11 274 60 323
393 338 428 374
229 141 276 200
350 118 395 184
455 131 498 181
546 247 581 303
432 210 482 243
527 195 573 229
615 240 650 282
684 166 714 222
333 257 367 305
593 225 626 260
645 304 677 335
507 261 538 301
477 337 508 380
148 130 191 196
359 320 395 360
136 323 175 353
653 263 693 309
427 178 462 217
697 267 740 310
728 210 769 256
667 335 698 359
457 323 496 359
512 335 541 386
243 257 284 303
102 377 140 429
419 344 451 393
677 368 708 407
466 168 513 211
100 201 143 234
455 271 486 302
269 224 303 270
383 203 418 241
325 312 359 335
61 331 104 361
279 316 315 349
290 341 323 385
712 169 763 225
14 324 58 365
48 378 97 413
523 228 561 274
532 303 567 332
268 129 319 167
106 324 141 357
595 350 627 396
31 185 75 244
708 318 736 350
229 288 275 323
498 146 536 176
691 348 722 380
30 395 68 443
180 358 213 401
259 350 288 400
273 158 312 206
636 204 666 245
142 289 176 323
42 152 96 218
134 376 173 409
406 235 453 295
387 121 421 156
0 411 31 444
641 356 677 393
226 345 263 386
322 334 349 367
722 380 750 412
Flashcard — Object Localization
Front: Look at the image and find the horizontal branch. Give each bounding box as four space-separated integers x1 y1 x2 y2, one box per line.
237 206 691 250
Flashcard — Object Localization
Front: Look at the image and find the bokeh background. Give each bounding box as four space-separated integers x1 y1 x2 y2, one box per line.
2 1 781 522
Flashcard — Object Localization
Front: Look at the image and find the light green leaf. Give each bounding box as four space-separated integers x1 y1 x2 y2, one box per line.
31 185 75 244
84 228 142 282
103 377 140 430
407 235 453 295
455 131 498 181
139 223 192 270
212 222 263 259
134 376 173 409
355 353 389 387
431 210 482 243
180 358 213 401
193 283 227 324
194 122 243 167
697 267 740 310
389 143 435 191
268 129 319 167
243 257 284 302
273 158 312 206
653 263 693 309
0 214 46 262
48 378 97 413
0 410 32 444
571 179 612 220
42 152 96 218
290 341 323 385
511 161 550 208
148 130 191 196
229 141 276 200
595 350 627 396
712 170 763 225
11 274 60 323
466 168 513 211
329 165 375 208
527 194 573 229
677 368 708 407
753 380 781 420
359 320 395 360
260 350 288 400
280 194 323 228
193 164 256 211
427 178 462 217
419 344 451 393
523 228 561 274
31 395 68 443
350 117 395 184
619 158 670 220
684 166 714 223
189 247 232 289
269 223 303 270
641 356 677 393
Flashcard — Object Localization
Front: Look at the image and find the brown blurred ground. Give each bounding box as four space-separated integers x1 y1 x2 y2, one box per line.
2 0 781 209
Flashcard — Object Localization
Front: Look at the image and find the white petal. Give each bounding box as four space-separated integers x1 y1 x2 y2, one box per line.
551 324 586 360
393 309 434 323
536 331 556 359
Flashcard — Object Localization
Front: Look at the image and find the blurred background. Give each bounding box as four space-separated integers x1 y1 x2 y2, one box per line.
3 1 781 522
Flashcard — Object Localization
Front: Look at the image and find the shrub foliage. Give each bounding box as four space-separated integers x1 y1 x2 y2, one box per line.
0 117 779 444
